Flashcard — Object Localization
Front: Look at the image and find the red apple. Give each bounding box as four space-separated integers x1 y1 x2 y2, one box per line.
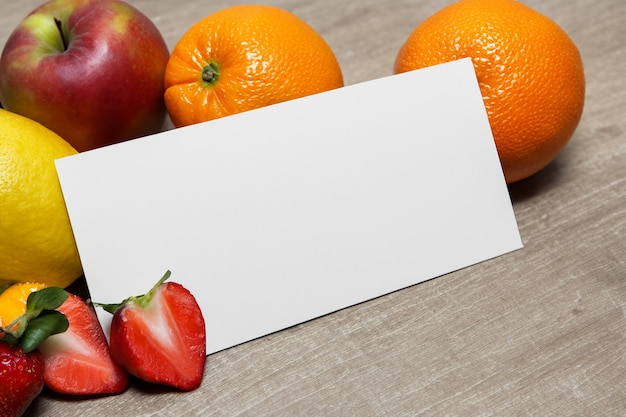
0 0 169 152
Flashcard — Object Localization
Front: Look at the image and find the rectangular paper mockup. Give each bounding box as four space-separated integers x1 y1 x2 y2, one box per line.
56 58 522 355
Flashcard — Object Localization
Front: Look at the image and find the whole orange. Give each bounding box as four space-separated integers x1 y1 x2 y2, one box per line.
164 5 344 127
394 0 585 183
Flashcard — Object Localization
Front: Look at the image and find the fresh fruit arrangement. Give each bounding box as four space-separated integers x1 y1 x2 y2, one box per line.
0 0 585 414
0 272 205 416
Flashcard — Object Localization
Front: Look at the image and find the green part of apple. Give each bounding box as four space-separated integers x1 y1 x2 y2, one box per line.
110 3 133 34
21 13 70 57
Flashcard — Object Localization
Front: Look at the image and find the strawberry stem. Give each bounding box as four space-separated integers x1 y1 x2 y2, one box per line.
95 270 172 314
145 270 172 301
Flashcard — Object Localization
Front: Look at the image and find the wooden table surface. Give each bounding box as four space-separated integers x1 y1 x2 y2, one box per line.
2 0 625 415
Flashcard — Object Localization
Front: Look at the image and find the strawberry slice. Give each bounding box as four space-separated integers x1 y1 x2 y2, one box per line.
38 293 128 395
98 271 206 391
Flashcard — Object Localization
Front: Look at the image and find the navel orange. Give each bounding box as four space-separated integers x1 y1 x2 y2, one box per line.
164 4 344 127
394 0 585 183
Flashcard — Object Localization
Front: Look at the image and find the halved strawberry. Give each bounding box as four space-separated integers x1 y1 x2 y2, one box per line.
38 293 128 395
98 271 206 391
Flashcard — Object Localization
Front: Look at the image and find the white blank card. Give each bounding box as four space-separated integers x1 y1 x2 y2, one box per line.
56 58 522 354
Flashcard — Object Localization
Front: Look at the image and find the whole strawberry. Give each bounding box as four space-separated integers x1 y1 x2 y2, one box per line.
0 343 44 417
98 271 206 391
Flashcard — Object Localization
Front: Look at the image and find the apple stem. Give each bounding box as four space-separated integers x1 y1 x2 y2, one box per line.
54 17 68 51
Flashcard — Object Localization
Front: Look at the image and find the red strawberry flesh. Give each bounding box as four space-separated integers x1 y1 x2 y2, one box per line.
109 281 206 391
38 293 128 395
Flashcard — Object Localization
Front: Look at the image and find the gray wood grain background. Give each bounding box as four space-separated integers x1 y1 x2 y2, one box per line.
2 0 624 415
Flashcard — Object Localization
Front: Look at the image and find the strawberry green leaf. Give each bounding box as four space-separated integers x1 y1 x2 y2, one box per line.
20 311 69 353
0 286 70 352
26 287 69 312
97 302 122 315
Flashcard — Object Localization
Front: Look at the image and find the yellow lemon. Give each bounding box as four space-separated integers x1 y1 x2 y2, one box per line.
0 109 82 288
